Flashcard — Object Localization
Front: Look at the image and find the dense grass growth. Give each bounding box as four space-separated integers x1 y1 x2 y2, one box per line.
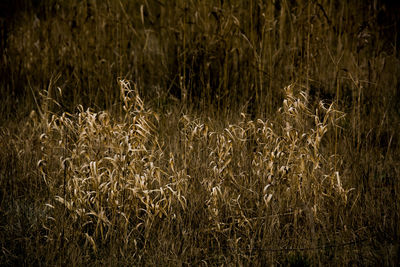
0 0 399 265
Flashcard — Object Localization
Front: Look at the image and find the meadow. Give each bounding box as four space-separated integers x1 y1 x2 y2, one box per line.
0 0 399 265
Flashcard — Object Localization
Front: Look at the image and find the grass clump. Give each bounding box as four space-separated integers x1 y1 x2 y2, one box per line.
35 81 350 265
38 81 188 263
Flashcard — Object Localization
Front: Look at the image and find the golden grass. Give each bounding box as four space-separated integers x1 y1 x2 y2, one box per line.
34 81 351 265
1 0 399 265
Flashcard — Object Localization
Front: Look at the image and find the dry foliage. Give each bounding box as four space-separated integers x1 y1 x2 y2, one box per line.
35 81 353 265
1 0 399 266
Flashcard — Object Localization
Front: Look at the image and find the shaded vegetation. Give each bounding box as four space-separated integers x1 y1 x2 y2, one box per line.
0 0 399 265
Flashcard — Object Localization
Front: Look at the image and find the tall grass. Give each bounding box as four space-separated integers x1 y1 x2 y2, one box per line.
1 0 399 265
34 81 349 265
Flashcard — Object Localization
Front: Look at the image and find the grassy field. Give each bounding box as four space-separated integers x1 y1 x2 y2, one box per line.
0 0 399 265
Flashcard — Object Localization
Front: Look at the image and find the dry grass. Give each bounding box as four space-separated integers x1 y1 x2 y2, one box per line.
35 81 350 265
1 0 399 266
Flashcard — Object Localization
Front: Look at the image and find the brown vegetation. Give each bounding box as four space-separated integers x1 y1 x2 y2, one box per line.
0 0 399 265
